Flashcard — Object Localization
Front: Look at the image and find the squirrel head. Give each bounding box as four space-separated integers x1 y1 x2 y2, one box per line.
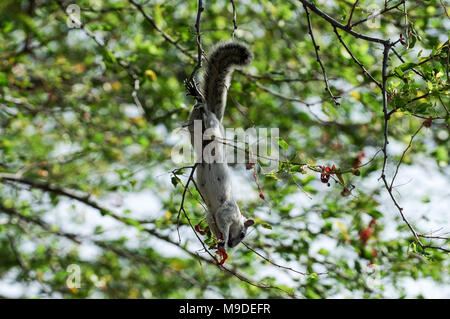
227 217 254 248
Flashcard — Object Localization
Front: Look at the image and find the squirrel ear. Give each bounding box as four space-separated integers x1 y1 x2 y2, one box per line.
244 219 255 227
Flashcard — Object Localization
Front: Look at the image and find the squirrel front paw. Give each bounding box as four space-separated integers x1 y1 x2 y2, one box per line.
218 233 225 245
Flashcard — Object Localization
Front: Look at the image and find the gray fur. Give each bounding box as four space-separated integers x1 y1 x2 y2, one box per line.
188 41 254 249
201 41 252 122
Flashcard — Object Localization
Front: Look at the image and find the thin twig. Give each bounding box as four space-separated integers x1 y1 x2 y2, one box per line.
346 0 360 28
129 0 196 60
333 26 382 89
230 0 238 39
350 0 405 28
187 0 205 84
389 122 424 191
176 164 198 243
404 0 409 49
439 0 449 18
303 4 340 105
391 47 426 80
242 242 310 276
380 44 391 179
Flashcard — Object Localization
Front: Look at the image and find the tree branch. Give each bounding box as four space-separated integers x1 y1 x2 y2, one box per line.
298 0 390 45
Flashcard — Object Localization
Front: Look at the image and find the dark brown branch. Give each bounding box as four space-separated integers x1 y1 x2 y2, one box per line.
230 0 238 39
380 43 391 179
298 0 390 45
188 0 204 83
378 43 431 253
185 0 205 102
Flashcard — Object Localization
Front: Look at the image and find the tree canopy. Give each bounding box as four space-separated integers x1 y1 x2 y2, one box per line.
0 0 449 298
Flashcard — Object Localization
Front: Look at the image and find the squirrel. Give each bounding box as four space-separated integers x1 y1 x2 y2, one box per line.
188 41 254 265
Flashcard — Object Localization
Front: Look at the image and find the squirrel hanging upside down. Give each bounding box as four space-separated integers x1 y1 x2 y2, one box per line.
188 41 254 265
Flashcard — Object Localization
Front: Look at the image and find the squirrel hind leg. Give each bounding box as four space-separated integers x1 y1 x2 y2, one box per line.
206 213 221 238
215 216 231 248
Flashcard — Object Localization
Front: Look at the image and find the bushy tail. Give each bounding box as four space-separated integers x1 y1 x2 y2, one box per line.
201 41 252 122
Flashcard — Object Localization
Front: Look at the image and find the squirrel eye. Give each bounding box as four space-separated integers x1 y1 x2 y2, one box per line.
240 232 245 239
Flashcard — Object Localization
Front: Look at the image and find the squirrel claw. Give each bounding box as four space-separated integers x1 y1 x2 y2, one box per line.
195 223 206 235
217 233 225 246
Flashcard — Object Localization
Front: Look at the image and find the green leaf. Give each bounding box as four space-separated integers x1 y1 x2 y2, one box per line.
102 49 117 64
3 198 14 208
278 138 289 151
398 62 418 72
124 217 143 231
171 176 179 187
433 146 449 164
0 72 8 86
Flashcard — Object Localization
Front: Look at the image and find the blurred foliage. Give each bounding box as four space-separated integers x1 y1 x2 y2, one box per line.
0 0 448 298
